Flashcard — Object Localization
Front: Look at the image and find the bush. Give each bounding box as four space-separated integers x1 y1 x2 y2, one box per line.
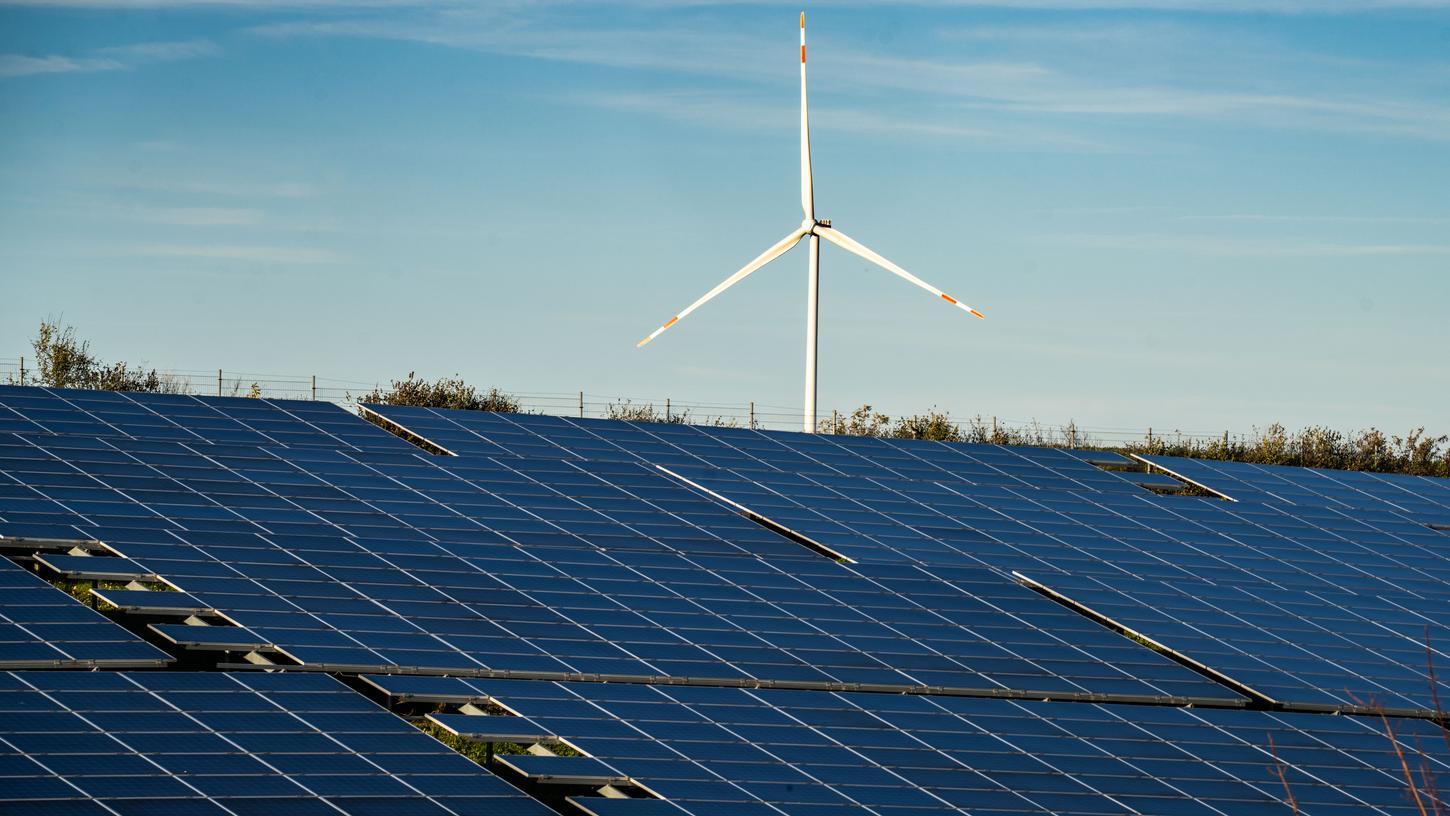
20 320 187 394
821 405 892 437
357 372 521 412
605 399 689 424
814 403 1448 478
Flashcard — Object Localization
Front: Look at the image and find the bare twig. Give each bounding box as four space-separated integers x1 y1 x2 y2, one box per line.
1380 713 1431 816
1267 734 1300 815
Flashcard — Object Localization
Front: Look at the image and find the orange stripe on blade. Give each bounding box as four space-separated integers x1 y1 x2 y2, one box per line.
800 12 805 28
970 309 985 319
940 294 958 305
663 316 679 329
801 45 806 63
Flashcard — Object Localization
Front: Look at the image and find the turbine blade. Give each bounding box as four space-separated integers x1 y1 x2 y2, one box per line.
637 227 808 348
816 226 985 319
800 11 814 221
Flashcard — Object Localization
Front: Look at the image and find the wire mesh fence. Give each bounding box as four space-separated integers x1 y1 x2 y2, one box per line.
0 355 1262 446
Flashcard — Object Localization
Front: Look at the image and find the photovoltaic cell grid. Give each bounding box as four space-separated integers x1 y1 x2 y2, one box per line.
657 460 1450 709
361 405 1171 495
0 557 172 669
0 424 1227 698
0 452 1223 695
1028 570 1450 709
1140 454 1450 516
0 670 552 816
364 674 1450 816
0 386 416 452
0 387 1447 815
364 408 1450 711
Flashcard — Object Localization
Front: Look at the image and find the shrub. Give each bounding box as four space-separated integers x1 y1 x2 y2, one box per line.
22 320 187 394
358 372 521 412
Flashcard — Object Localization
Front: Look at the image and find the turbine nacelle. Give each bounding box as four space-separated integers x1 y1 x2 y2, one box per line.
803 218 831 234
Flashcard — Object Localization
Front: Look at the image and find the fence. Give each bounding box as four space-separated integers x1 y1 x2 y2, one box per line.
0 356 1255 445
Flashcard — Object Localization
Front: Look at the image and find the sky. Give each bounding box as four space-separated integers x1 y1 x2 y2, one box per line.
1 0 1448 439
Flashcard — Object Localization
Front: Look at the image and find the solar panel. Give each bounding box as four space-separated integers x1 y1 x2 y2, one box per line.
0 670 555 816
361 406 1165 495
363 675 1450 816
633 459 1450 711
0 393 1232 699
5 385 1450 816
0 556 172 669
1140 453 1450 517
0 387 417 452
1022 570 1450 710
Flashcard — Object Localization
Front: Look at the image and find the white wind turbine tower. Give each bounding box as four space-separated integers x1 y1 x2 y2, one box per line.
637 12 985 433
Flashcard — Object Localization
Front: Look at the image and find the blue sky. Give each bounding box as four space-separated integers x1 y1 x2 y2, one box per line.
2 1 1448 437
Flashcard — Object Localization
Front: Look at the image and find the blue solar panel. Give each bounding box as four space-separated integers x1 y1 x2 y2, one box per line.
362 405 1164 495
7 385 1450 816
1141 453 1450 516
0 391 1231 699
365 675 1450 816
349 404 1450 713
0 670 553 816
0 387 416 452
0 556 171 668
624 457 1450 711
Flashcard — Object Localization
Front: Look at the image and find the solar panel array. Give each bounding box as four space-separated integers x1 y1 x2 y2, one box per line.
365 407 1450 713
365 673 1450 816
0 670 553 815
0 385 1446 816
0 557 172 669
0 392 1229 699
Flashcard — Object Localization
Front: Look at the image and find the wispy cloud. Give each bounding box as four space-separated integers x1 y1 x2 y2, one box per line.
0 54 123 78
582 90 1106 150
127 243 344 263
108 176 319 199
97 39 220 61
1175 213 1450 225
5 0 1450 10
130 206 264 226
247 10 1450 143
0 38 218 79
1050 233 1450 256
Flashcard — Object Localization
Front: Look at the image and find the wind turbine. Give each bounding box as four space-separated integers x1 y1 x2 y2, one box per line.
637 12 985 433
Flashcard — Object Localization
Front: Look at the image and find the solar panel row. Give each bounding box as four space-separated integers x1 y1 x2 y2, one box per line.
0 388 1226 698
357 405 1450 712
0 557 172 669
0 387 413 452
363 673 1449 816
1140 454 1450 516
361 405 1168 496
0 670 553 816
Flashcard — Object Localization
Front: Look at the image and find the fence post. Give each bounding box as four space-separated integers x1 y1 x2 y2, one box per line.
665 398 671 421
217 369 222 397
1147 426 1153 446
749 401 755 429
579 391 584 418
311 375 317 401
17 356 23 386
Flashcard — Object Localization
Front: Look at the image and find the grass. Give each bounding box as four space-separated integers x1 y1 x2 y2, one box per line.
412 719 583 764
